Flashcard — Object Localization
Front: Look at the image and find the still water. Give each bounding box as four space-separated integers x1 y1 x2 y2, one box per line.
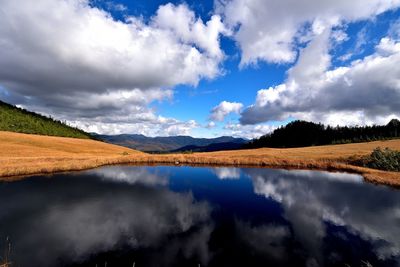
0 166 399 267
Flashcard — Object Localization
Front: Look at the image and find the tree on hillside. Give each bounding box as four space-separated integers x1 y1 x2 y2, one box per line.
247 119 400 148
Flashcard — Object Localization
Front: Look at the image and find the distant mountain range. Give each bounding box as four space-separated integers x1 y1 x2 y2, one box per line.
171 141 246 153
0 100 247 152
95 134 248 152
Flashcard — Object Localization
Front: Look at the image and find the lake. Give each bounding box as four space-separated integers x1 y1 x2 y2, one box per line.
0 166 399 267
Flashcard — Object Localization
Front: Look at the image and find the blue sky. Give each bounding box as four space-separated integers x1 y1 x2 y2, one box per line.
0 0 399 138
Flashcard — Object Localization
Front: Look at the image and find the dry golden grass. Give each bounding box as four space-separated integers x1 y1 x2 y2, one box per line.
0 131 399 186
0 131 142 179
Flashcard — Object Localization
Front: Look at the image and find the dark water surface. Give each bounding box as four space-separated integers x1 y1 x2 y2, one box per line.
0 166 399 267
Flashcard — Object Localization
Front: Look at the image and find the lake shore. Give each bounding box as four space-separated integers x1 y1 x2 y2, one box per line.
1 131 399 187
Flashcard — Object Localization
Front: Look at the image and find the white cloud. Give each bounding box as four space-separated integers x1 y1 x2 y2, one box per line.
154 3 230 59
91 0 127 12
210 101 243 121
0 0 227 134
69 116 199 136
212 167 241 180
17 87 199 136
331 29 349 44
91 167 169 186
376 37 400 55
223 123 276 139
162 119 198 136
108 3 127 12
217 0 400 66
0 0 226 93
206 121 216 129
241 35 400 126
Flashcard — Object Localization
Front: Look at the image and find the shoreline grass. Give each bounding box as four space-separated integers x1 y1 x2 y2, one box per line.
0 131 399 187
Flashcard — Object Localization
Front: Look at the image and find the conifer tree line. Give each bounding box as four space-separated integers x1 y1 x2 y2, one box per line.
247 119 400 148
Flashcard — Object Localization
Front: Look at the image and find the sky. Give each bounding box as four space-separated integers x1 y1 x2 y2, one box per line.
0 0 400 138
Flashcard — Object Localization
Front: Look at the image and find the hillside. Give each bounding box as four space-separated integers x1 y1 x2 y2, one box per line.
0 131 140 178
0 100 91 139
248 120 400 148
95 134 247 152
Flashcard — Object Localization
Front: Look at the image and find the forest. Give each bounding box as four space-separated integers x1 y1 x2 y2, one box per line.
247 119 400 148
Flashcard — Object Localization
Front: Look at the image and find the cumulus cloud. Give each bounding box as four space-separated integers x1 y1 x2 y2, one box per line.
377 37 400 55
210 101 243 122
0 0 226 93
240 34 400 126
69 115 199 136
154 3 229 59
223 122 276 139
0 0 227 134
15 87 199 136
206 121 216 129
217 0 400 66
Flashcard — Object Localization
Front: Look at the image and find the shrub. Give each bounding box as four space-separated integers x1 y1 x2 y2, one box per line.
366 147 400 172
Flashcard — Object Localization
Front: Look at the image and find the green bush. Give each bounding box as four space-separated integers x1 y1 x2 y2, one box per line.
366 147 400 172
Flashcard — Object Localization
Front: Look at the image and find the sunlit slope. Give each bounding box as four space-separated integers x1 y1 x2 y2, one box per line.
192 139 400 160
0 100 91 138
0 131 141 178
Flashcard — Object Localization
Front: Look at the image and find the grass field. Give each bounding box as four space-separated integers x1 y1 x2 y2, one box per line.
0 131 399 186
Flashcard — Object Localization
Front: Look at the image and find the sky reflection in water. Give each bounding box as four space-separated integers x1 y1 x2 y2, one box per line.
0 166 399 267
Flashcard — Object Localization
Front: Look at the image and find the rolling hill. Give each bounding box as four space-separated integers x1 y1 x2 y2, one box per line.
0 131 140 178
95 134 248 152
0 100 91 139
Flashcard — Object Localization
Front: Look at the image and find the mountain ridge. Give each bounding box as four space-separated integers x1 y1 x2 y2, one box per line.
171 141 246 153
95 133 248 152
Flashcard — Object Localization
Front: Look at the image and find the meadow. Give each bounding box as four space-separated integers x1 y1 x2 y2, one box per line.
1 131 399 186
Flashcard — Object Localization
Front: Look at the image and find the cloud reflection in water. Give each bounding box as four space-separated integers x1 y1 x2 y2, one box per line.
0 166 399 267
246 169 400 264
0 167 211 267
